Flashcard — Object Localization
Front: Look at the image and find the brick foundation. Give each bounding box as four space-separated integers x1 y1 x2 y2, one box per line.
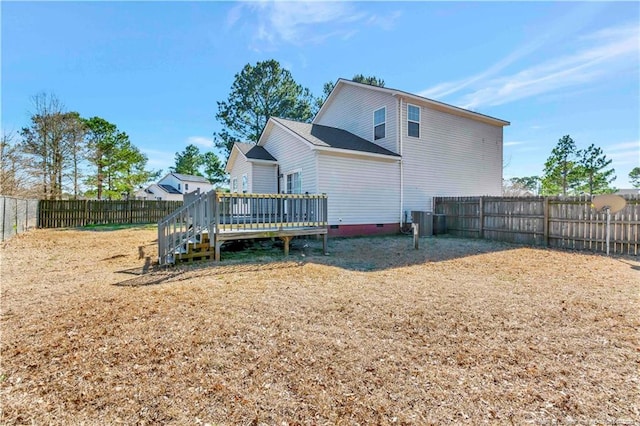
327 223 400 237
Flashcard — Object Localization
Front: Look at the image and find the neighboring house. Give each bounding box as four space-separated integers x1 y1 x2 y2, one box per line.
135 173 214 201
226 78 510 236
616 188 640 196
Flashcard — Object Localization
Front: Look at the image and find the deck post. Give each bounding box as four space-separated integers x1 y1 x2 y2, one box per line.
281 236 291 256
214 237 223 262
323 232 328 255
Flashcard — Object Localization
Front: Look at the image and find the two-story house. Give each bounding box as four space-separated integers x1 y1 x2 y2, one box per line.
135 173 214 201
225 79 510 236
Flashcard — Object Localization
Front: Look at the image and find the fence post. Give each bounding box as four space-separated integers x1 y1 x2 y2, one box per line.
543 197 550 247
1 196 5 242
478 196 484 239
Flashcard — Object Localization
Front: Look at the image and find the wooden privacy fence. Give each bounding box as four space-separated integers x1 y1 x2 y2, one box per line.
38 200 183 228
434 195 640 256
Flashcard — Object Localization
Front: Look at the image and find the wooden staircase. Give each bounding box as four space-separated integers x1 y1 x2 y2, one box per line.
158 191 329 265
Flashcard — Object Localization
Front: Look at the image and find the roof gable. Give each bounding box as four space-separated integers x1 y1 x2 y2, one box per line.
315 78 510 127
225 142 277 173
236 142 277 161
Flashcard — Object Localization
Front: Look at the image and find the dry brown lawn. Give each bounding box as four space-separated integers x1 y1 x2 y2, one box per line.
1 226 638 425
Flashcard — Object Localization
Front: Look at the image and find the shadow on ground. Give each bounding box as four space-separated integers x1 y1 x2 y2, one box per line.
113 234 524 287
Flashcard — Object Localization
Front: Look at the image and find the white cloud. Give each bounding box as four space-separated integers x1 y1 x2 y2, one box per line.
419 4 608 100
605 141 640 166
504 141 524 147
607 141 640 153
420 22 639 109
141 148 174 172
458 24 639 109
187 136 213 148
230 1 400 49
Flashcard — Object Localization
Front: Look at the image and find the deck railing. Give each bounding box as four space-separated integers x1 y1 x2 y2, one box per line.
215 192 328 232
158 192 328 265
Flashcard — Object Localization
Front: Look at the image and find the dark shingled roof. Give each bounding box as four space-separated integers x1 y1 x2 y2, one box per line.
159 184 181 194
236 142 277 161
272 117 400 157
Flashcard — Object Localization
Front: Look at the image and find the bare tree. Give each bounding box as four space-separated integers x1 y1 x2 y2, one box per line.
19 93 86 199
1 132 22 195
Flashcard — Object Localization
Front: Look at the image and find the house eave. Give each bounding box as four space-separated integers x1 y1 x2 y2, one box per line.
393 93 510 127
313 145 401 162
247 158 278 165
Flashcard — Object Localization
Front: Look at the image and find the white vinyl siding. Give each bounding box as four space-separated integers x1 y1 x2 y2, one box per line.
261 123 317 194
229 155 252 193
314 83 398 154
402 104 503 212
317 152 400 225
252 163 277 193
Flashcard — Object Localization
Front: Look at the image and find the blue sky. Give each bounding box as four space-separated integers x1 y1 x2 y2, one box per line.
2 1 639 188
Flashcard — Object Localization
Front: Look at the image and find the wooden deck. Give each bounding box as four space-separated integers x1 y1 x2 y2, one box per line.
158 192 328 265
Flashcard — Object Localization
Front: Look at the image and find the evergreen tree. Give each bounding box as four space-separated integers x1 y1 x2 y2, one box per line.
171 144 204 176
170 145 227 186
84 117 157 199
202 151 226 186
629 167 640 188
576 144 616 195
541 135 580 196
214 59 314 158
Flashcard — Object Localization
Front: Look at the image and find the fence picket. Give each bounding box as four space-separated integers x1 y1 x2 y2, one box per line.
435 195 639 256
37 199 183 228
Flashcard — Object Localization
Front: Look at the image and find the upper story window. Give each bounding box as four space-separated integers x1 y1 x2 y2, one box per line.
185 183 189 191
374 107 386 140
242 174 248 193
408 104 420 138
232 178 238 192
177 183 181 191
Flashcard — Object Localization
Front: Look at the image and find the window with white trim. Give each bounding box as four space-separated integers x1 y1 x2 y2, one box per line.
374 107 385 140
408 104 420 138
242 174 248 193
286 171 301 194
232 177 238 192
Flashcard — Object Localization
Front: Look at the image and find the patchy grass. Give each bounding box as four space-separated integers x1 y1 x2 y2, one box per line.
79 222 158 232
1 227 639 425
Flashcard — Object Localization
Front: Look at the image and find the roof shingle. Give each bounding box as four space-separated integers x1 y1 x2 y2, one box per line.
271 118 399 157
236 142 277 161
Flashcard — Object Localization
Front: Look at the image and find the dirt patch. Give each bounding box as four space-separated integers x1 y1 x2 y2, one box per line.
1 227 639 424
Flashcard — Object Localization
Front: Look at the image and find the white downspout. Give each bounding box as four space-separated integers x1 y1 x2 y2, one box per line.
398 96 404 227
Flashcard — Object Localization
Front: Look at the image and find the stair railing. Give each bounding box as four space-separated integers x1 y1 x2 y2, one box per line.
158 190 217 265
